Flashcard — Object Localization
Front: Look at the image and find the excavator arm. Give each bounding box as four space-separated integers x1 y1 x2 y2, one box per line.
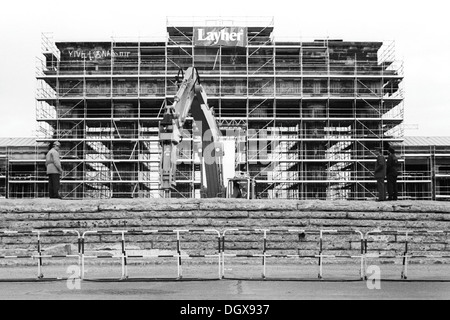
159 67 224 198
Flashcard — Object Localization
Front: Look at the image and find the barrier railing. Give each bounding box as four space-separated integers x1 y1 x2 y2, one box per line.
80 229 221 280
81 230 128 280
221 229 365 279
177 229 222 279
123 229 222 280
318 230 365 280
364 229 450 279
0 228 449 281
221 228 267 279
0 230 81 279
260 229 321 279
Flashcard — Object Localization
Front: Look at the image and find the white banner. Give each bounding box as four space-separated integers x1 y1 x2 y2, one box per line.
193 27 247 47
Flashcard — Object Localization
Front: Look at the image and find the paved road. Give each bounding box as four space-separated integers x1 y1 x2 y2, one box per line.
0 278 450 300
0 264 449 301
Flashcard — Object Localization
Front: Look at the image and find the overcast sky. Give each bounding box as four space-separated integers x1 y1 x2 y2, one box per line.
0 0 449 137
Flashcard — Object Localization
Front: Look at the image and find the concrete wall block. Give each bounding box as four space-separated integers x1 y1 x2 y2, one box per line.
1 213 52 221
222 242 266 251
0 200 100 213
305 211 350 219
34 210 216 221
320 233 363 242
297 200 450 214
244 218 310 228
0 248 38 256
0 241 36 249
403 213 450 222
1 200 450 265
249 211 350 219
347 211 419 221
0 221 39 230
400 220 450 229
320 249 364 257
265 242 321 250
200 211 249 218
264 234 320 243
407 234 450 242
178 242 221 251
247 211 308 219
223 234 318 244
392 203 450 213
97 198 200 212
67 218 218 230
0 235 50 246
264 234 302 241
308 218 450 230
308 219 381 228
199 199 298 211
364 250 401 257
320 243 354 251
45 211 147 221
123 234 181 242
264 249 319 256
365 243 407 252
407 244 448 252
409 250 450 257
297 200 393 212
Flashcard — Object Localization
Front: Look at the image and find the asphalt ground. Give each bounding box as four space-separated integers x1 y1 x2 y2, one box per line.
0 261 449 301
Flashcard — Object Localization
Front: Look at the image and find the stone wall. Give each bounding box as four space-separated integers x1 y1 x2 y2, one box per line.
1 199 449 265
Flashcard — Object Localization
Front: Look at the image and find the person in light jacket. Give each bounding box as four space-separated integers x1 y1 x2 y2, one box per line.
373 147 386 201
46 141 63 199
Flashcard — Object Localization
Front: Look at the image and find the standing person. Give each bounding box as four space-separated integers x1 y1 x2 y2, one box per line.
231 180 242 198
374 147 386 201
46 141 63 199
386 147 400 200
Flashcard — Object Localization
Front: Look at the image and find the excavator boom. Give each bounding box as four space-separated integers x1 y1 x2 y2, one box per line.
159 67 224 198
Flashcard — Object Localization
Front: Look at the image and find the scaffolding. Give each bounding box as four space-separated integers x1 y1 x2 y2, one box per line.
28 18 449 200
393 141 450 201
0 149 6 198
0 140 47 199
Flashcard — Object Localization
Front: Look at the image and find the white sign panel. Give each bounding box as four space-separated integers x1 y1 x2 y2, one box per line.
194 27 247 47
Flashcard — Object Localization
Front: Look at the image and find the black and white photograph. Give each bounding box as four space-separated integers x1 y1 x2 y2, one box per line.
0 0 449 307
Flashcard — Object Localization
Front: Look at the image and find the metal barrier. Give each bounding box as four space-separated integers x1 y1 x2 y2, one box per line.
221 228 267 279
221 228 364 280
0 228 449 281
364 229 450 279
81 230 128 280
124 229 222 279
260 229 321 279
81 229 221 280
0 230 81 279
318 230 365 280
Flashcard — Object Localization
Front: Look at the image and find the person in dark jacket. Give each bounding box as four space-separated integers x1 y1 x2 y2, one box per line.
46 141 63 199
374 147 386 201
386 147 400 200
231 180 242 198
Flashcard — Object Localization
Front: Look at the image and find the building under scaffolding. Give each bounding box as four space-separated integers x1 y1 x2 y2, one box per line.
393 137 450 201
6 16 438 200
0 138 47 199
